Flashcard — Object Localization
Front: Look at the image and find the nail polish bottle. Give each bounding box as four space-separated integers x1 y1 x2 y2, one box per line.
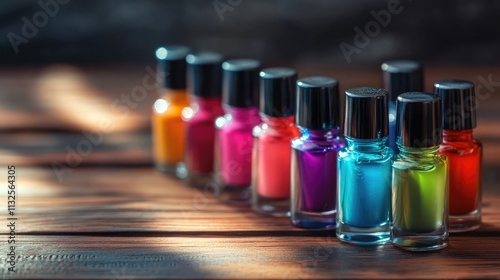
178 52 225 187
337 87 393 245
215 59 261 203
381 60 423 154
252 68 300 216
435 80 482 232
391 92 449 251
290 77 345 229
152 46 190 174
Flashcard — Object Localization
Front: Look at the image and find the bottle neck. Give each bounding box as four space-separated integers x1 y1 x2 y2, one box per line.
223 105 259 119
161 88 188 103
346 137 387 152
192 96 222 110
299 127 341 141
398 145 440 159
261 115 296 130
442 129 474 142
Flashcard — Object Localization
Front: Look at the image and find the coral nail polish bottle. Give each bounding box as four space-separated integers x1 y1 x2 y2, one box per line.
336 87 393 245
381 60 423 154
290 77 345 229
435 80 482 232
215 59 261 203
391 92 449 251
252 68 300 216
178 52 225 187
152 46 190 174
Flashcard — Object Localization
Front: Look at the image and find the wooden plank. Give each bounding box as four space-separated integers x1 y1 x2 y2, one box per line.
1 235 499 279
1 167 499 234
0 134 151 167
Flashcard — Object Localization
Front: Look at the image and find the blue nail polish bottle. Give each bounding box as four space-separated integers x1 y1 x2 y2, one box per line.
336 87 393 245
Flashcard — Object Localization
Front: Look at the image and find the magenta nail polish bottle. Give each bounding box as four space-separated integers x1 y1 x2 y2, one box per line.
215 59 261 203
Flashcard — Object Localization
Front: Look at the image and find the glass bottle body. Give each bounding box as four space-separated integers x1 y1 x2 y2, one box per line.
214 105 261 203
179 97 224 187
290 129 345 228
252 115 300 216
391 146 449 251
152 89 190 174
337 138 393 244
439 130 482 232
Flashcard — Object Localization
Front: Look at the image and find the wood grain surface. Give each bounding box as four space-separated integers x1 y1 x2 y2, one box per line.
5 236 500 279
0 66 499 279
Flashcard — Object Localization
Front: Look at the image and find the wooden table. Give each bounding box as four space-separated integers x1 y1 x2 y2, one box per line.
1 65 499 279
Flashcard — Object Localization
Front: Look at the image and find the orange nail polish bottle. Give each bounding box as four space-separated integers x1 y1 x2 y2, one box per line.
152 46 190 175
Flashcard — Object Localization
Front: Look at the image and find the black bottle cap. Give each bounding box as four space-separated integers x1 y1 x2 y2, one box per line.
156 46 190 89
222 59 260 108
186 52 224 98
434 80 477 130
296 76 341 130
381 60 424 101
259 68 297 117
344 87 389 139
396 92 442 148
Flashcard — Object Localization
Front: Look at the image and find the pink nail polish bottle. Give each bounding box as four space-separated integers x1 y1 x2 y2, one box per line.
215 59 261 203
178 52 224 188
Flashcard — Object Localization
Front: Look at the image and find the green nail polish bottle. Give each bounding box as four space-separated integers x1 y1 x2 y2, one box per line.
391 92 449 251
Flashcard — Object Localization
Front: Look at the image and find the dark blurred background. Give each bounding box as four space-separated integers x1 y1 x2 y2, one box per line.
1 0 500 66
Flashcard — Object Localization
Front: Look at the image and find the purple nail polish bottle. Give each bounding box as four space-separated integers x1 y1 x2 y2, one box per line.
290 77 345 229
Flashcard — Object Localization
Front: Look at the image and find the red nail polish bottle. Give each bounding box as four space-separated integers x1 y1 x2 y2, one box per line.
435 80 482 232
